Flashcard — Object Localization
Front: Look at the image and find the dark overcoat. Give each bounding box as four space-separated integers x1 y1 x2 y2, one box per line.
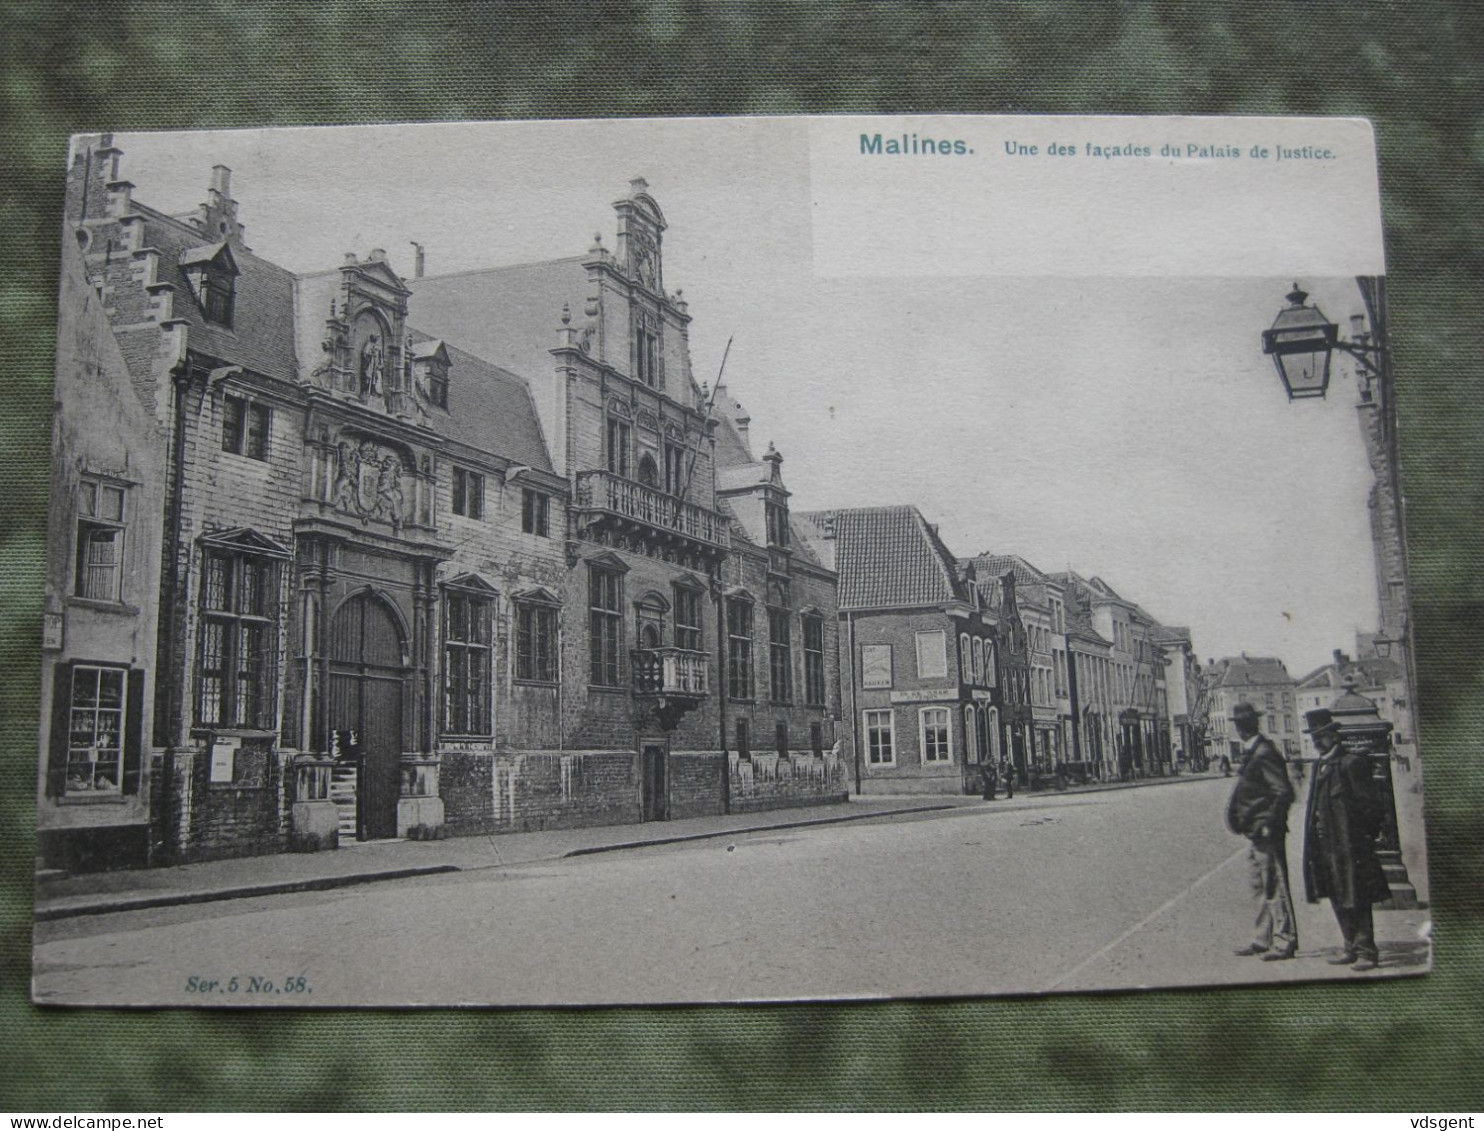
1301 748 1392 907
1224 736 1293 842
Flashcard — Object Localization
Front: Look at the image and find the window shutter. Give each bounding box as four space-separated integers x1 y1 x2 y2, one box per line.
45 663 71 797
123 668 146 795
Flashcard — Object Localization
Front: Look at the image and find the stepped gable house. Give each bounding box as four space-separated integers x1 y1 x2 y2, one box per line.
38 140 840 871
797 505 997 796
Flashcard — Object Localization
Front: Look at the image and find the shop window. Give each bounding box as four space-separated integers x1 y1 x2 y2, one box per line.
64 665 126 793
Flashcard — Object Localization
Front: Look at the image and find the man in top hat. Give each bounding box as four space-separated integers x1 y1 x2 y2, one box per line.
1301 708 1391 971
1224 701 1298 960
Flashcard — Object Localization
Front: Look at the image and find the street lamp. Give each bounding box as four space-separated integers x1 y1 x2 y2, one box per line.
1259 278 1418 907
1261 283 1386 402
1262 285 1338 399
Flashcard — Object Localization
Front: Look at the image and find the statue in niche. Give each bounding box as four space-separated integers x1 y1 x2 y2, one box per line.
632 234 658 289
359 334 385 398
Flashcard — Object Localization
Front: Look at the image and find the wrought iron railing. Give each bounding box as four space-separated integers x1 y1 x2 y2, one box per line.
574 470 729 549
631 647 709 697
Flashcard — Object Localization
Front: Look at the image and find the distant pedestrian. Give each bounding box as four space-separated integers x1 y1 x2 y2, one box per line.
1002 759 1014 799
981 761 997 800
1224 701 1298 961
1220 754 1232 777
1301 709 1391 971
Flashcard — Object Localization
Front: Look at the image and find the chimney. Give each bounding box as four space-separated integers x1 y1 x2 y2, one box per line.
410 241 425 278
1333 649 1345 665
210 165 232 199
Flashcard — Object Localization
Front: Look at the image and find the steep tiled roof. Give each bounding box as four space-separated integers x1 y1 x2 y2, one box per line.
716 463 770 491
709 384 756 468
1215 656 1294 687
798 505 966 610
963 551 1049 609
409 331 554 474
1151 625 1192 645
407 257 591 388
1295 657 1403 691
137 204 299 382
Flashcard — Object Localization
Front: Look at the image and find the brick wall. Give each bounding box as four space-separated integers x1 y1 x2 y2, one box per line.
441 749 641 834
729 751 848 812
169 743 287 862
840 608 988 794
667 750 725 819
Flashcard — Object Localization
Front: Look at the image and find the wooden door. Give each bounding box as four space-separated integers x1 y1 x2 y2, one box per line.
641 744 667 822
330 592 407 840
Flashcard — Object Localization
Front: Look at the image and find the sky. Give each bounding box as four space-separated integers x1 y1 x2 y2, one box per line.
101 118 1386 678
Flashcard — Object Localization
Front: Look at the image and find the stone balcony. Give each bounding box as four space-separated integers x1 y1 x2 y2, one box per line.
574 470 730 555
631 647 709 698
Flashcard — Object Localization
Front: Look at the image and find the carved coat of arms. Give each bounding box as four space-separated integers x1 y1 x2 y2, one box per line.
332 438 407 526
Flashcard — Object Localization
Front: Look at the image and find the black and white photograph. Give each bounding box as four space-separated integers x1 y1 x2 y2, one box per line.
31 115 1430 1007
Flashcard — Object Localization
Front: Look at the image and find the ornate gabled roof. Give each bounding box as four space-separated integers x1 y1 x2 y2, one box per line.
797 504 967 611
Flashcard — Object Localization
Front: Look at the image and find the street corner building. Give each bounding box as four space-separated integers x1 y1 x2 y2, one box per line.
37 139 844 873
792 507 1199 798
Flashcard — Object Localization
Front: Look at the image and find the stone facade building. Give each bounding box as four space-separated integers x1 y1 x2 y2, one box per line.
1204 654 1300 762
38 139 841 871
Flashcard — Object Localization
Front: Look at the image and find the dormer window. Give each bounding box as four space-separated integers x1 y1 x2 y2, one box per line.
179 241 239 329
410 340 451 409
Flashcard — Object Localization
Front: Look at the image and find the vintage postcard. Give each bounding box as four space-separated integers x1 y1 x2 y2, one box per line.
32 115 1429 1006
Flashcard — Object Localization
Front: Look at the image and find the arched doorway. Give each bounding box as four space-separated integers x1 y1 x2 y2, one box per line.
330 590 408 840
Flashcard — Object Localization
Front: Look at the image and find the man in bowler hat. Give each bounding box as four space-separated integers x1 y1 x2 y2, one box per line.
1225 701 1298 960
1301 708 1392 971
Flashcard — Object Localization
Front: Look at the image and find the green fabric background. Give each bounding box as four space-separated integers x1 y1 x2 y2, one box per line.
2 1 1481 1111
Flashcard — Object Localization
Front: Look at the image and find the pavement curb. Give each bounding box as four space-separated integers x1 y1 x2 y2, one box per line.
34 863 461 923
563 803 958 857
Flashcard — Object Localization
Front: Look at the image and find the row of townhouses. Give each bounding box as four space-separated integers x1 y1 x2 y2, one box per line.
39 138 1210 873
793 515 1207 797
